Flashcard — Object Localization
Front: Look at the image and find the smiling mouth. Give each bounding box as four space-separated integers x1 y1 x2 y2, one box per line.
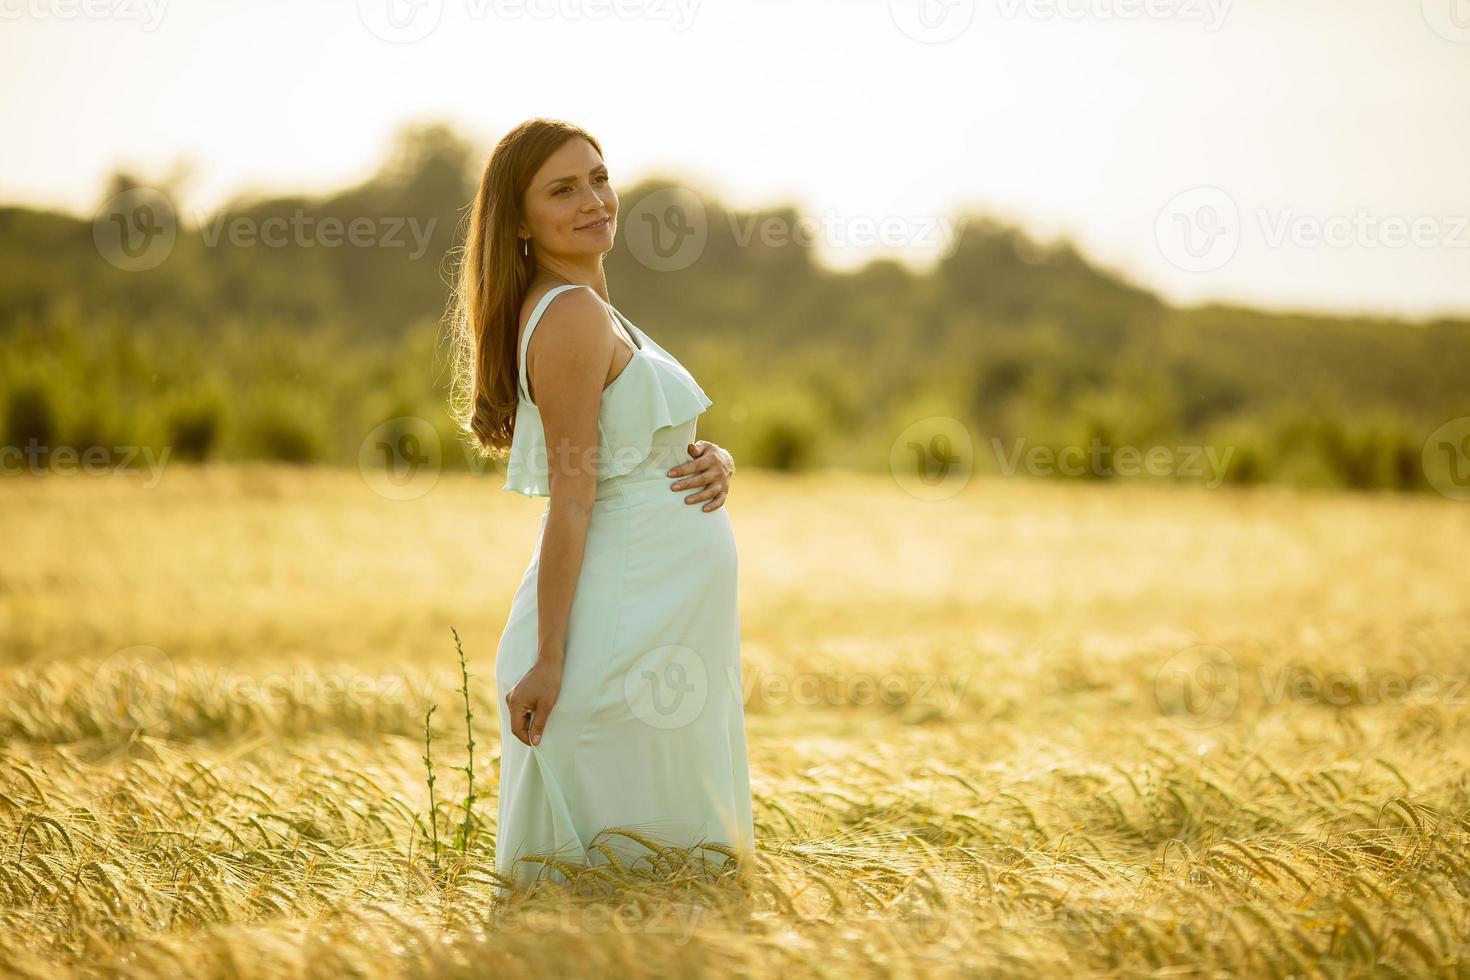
576 217 610 231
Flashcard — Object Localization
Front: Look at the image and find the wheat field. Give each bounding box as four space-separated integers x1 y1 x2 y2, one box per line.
2 465 1468 977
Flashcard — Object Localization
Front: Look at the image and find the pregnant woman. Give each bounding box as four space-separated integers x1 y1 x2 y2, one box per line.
446 118 755 894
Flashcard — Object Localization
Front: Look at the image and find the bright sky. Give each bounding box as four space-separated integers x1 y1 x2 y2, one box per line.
3 0 1467 319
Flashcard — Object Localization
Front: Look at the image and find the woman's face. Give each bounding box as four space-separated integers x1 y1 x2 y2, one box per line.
520 137 617 259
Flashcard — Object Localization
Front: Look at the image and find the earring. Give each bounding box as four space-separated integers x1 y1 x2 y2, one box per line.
522 237 529 257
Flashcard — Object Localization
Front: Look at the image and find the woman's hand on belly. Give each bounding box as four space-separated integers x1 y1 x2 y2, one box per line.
667 440 734 512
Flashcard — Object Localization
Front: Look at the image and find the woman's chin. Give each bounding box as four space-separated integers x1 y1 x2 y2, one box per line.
569 235 614 257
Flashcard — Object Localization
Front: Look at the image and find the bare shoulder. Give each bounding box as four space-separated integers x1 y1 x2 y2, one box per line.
523 285 608 358
522 285 611 404
520 283 593 335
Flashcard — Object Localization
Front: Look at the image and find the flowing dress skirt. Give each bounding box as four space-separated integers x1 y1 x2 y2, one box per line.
493 422 754 893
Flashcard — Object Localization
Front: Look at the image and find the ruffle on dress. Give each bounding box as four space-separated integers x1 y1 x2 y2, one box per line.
502 327 711 497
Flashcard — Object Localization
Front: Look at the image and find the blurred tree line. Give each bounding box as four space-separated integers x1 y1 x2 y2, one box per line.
2 120 1467 492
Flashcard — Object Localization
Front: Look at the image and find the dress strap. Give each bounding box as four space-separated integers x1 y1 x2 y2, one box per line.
609 306 644 351
519 283 587 404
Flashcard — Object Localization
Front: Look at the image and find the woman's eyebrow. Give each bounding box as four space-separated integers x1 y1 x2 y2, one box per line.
542 165 609 189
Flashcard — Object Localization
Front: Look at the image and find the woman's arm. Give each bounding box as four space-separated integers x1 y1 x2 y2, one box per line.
504 286 617 747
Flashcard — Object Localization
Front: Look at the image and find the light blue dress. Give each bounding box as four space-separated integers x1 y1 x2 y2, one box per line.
494 283 755 893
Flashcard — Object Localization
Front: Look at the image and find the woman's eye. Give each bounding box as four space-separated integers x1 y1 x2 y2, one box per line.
554 176 606 195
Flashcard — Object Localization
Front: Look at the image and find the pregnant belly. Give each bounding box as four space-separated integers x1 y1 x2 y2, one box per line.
497 473 738 707
606 479 738 597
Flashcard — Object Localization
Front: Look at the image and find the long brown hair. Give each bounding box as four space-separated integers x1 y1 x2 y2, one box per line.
446 118 604 458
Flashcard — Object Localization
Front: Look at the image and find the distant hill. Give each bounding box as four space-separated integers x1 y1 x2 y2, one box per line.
2 121 1467 492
